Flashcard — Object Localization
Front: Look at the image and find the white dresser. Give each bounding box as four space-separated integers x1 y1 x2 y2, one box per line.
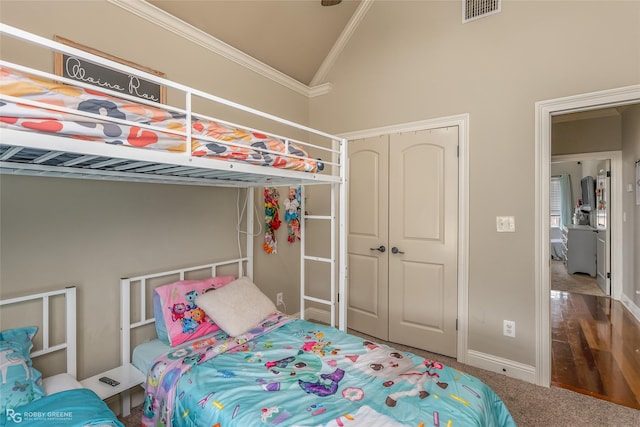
562 225 597 276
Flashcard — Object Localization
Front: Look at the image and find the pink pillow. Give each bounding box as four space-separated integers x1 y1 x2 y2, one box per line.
153 276 235 346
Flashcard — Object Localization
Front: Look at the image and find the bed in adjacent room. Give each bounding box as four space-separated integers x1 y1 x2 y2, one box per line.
0 287 124 427
550 226 564 260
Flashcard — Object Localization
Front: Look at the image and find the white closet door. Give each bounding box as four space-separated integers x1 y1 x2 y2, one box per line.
388 128 459 357
347 136 390 339
347 127 459 357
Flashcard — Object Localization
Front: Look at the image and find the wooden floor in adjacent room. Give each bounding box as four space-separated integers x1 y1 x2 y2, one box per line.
551 289 640 410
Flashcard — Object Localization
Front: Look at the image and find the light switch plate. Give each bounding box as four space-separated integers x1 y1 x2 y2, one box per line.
496 216 515 232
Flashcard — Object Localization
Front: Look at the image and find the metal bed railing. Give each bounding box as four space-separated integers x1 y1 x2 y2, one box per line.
0 287 77 378
0 23 346 187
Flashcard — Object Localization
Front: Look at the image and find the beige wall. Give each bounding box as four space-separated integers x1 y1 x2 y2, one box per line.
0 176 243 376
621 105 640 305
552 116 622 155
0 0 311 382
310 1 640 366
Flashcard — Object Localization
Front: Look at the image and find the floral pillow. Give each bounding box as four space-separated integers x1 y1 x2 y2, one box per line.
153 276 236 346
0 327 45 413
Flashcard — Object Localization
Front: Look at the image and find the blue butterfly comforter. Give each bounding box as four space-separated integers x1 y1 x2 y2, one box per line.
142 316 516 427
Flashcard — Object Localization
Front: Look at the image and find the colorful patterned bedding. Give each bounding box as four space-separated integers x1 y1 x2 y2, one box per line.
142 316 516 427
0 67 319 172
1 388 124 427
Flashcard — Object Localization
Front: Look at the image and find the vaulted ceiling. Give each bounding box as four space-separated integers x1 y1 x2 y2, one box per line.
146 0 364 86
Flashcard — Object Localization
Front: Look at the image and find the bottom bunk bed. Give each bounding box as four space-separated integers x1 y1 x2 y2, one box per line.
0 287 124 427
122 260 517 427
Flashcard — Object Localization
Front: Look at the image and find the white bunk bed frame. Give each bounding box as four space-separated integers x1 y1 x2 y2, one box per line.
0 287 78 392
0 24 348 334
121 257 248 369
0 24 343 188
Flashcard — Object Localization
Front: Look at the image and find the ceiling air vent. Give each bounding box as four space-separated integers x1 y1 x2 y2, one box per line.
463 0 501 23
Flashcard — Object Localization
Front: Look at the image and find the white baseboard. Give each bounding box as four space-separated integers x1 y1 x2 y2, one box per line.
620 292 640 324
466 350 537 384
296 307 537 385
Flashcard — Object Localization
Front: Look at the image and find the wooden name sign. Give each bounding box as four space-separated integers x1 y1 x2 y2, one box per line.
54 36 166 103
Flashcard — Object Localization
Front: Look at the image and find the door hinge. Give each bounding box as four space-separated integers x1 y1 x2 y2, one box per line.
456 318 458 330
606 170 611 178
457 145 460 157
607 272 612 279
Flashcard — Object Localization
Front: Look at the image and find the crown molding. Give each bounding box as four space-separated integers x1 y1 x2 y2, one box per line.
310 0 374 87
308 82 334 97
107 0 333 97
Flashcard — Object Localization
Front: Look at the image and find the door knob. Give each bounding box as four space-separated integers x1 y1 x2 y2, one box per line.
370 245 386 253
391 246 404 254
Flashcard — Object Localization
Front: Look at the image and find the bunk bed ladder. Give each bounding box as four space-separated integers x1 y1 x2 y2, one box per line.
299 138 347 331
299 185 336 328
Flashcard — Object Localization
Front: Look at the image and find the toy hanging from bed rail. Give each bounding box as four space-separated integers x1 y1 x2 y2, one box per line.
264 187 281 254
285 186 302 244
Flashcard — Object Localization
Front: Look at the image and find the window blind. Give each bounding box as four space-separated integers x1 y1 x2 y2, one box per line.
550 177 562 216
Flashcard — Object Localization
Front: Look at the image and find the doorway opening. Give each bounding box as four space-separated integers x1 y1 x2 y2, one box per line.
547 146 640 406
534 85 640 392
550 151 620 297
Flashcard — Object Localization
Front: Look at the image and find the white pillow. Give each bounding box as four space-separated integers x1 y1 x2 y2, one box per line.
42 373 82 395
195 277 276 337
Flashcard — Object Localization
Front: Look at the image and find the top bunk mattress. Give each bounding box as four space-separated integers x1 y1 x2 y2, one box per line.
0 67 320 173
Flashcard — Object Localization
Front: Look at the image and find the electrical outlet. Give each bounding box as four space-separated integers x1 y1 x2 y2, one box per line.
276 292 284 306
503 320 516 338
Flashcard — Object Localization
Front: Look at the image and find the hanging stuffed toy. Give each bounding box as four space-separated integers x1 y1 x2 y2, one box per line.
264 187 281 254
285 186 302 244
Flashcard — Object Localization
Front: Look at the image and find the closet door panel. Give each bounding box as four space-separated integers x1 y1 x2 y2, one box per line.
347 136 389 339
402 144 444 241
388 127 458 357
397 261 444 330
348 254 381 315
